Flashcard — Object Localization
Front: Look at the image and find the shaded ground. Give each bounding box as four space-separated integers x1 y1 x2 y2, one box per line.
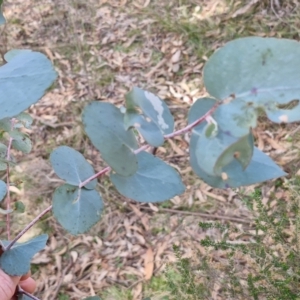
1 0 300 299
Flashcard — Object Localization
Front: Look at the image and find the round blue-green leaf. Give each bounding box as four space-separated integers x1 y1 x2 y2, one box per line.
110 151 185 202
189 97 254 176
83 297 102 300
214 131 254 174
52 184 104 235
188 97 286 187
193 129 231 176
188 97 217 129
82 102 138 176
4 49 32 62
0 49 57 120
188 98 221 179
190 133 286 188
190 96 257 139
10 130 32 153
124 112 164 147
213 100 257 137
204 37 300 123
0 234 48 276
193 127 254 177
125 87 174 134
50 146 97 189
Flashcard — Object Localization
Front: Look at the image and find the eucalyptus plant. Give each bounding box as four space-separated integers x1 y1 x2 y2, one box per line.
0 2 300 298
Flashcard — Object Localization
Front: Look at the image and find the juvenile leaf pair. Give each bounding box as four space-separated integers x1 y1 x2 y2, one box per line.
49 94 185 235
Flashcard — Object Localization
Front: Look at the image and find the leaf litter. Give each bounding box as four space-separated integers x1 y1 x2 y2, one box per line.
0 0 300 299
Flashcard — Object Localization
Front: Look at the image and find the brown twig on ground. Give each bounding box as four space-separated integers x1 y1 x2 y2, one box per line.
141 206 252 224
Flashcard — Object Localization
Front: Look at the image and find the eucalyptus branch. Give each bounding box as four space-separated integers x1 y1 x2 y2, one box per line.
79 101 220 188
164 101 220 139
0 32 295 300
5 205 52 251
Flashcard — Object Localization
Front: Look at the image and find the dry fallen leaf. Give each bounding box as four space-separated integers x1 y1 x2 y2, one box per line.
171 49 181 63
129 203 149 231
132 282 143 299
144 247 154 280
231 0 260 18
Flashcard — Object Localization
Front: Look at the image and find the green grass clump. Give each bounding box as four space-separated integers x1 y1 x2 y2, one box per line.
100 286 134 300
165 245 211 300
161 179 300 300
144 0 300 61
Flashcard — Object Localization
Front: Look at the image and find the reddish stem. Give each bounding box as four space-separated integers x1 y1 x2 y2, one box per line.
79 166 110 188
164 101 219 138
5 205 52 251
